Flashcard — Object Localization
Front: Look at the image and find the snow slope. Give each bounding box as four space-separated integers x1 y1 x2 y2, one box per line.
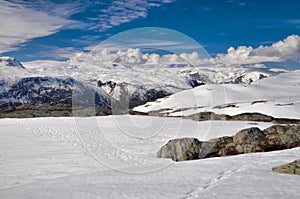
0 116 299 198
134 70 300 119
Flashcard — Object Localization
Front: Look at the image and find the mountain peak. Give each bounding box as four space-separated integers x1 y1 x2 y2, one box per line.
0 56 25 69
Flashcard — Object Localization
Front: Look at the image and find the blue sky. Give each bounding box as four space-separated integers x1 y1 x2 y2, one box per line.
0 0 300 68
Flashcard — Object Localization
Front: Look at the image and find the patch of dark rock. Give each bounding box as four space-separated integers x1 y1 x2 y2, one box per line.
129 88 171 108
157 124 300 161
185 112 227 121
247 122 259 125
228 112 274 122
272 159 300 175
251 100 267 105
187 112 300 124
214 104 239 109
0 103 112 118
275 103 295 106
129 110 149 116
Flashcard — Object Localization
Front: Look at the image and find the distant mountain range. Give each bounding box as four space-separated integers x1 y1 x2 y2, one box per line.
0 56 290 117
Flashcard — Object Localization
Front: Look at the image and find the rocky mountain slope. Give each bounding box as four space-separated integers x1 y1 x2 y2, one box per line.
0 76 112 116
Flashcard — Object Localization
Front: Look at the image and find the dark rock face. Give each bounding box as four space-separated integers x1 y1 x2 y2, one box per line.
272 159 300 175
0 77 72 108
157 125 300 161
0 77 112 116
233 73 267 85
129 88 170 108
97 80 171 109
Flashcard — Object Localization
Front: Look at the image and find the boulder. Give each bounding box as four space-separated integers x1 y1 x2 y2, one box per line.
157 138 202 161
232 127 265 153
206 136 234 157
158 124 300 161
263 125 300 150
233 127 264 145
272 159 300 175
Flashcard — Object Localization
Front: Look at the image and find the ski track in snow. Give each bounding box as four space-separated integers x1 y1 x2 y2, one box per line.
11 117 173 177
181 159 279 199
15 119 152 168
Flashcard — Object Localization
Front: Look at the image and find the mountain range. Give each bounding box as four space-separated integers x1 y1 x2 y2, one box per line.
0 55 291 116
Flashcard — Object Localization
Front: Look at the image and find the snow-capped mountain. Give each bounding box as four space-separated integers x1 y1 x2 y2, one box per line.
0 76 111 113
0 56 25 68
0 54 288 114
97 80 171 108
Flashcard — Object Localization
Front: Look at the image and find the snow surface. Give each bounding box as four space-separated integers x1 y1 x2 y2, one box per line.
0 116 299 198
134 70 300 119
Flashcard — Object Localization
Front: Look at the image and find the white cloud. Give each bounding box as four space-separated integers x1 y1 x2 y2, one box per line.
203 35 300 66
91 0 175 31
70 35 300 68
69 48 195 67
0 1 83 53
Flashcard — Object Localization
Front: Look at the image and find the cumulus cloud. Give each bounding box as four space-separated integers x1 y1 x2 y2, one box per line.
91 0 175 31
0 1 83 53
70 35 300 68
204 35 300 66
69 48 194 67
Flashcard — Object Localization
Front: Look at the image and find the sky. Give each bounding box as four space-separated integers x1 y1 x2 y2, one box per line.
0 0 300 69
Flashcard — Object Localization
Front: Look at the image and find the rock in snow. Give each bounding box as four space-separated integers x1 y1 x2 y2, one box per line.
156 138 202 162
157 124 300 161
0 56 25 68
272 159 300 175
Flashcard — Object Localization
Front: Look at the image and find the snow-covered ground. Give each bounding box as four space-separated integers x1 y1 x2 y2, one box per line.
0 115 299 198
134 70 300 119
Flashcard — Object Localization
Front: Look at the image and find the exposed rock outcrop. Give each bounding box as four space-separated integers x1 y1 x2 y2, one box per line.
157 124 300 161
157 138 202 162
186 112 300 124
97 80 172 109
272 160 300 175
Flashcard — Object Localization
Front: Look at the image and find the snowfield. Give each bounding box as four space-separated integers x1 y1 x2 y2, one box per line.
134 70 300 119
0 115 299 198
